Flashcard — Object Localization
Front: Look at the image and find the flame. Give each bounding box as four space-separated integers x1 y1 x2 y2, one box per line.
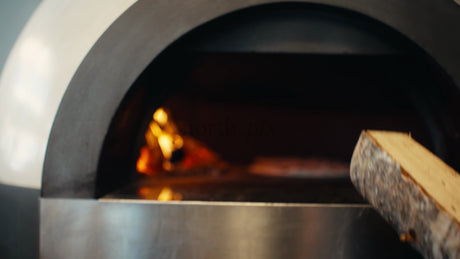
136 107 224 176
137 107 184 174
158 134 174 159
153 108 168 126
136 147 152 174
149 108 183 162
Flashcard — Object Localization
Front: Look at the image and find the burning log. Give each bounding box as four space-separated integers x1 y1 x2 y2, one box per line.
350 130 460 258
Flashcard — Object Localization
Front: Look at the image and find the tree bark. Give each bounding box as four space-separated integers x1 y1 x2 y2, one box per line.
350 131 460 258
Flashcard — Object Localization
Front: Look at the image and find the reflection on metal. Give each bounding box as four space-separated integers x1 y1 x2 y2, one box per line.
157 187 183 201
40 199 421 259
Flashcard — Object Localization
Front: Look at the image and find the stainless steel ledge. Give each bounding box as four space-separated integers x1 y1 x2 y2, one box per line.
40 198 421 259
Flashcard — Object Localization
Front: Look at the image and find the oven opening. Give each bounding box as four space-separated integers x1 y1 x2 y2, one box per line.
96 4 459 203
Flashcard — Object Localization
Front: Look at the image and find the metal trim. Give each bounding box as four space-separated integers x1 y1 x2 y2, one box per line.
40 198 421 258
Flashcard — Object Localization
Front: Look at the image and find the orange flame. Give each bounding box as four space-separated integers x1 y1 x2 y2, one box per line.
150 108 183 162
137 108 184 174
136 107 224 176
136 146 153 174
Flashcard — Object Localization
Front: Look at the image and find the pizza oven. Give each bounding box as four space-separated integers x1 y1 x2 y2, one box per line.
39 1 460 258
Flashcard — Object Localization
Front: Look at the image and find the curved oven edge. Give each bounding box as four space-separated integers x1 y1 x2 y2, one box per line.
40 199 422 258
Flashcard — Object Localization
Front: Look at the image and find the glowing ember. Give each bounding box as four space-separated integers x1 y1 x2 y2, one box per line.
248 157 349 178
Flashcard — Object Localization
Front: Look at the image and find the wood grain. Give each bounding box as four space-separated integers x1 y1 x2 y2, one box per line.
350 130 460 258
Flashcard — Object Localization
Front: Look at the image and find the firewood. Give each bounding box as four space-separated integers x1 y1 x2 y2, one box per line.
350 130 460 258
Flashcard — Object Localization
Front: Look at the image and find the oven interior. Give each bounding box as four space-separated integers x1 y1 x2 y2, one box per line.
96 4 460 203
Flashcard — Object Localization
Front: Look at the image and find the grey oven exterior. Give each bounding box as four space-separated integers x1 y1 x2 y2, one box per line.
4 0 460 258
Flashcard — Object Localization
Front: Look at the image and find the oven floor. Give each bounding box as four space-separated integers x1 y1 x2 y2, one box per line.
103 172 366 203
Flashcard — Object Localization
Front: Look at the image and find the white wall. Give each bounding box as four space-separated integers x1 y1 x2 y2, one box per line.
0 0 137 189
0 0 41 73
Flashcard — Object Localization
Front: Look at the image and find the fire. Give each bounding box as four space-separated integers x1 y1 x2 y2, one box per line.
153 108 168 126
136 147 154 175
137 107 184 175
136 107 225 176
150 108 184 161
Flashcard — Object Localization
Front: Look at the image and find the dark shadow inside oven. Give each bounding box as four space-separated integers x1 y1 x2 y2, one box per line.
96 3 460 203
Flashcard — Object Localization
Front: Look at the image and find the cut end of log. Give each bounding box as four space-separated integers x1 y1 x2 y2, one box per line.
350 130 460 258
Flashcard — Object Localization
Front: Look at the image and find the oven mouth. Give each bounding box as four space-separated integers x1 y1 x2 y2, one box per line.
98 53 447 204
94 3 459 204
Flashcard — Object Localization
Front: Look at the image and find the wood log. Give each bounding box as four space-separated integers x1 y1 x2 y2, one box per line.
350 130 460 258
